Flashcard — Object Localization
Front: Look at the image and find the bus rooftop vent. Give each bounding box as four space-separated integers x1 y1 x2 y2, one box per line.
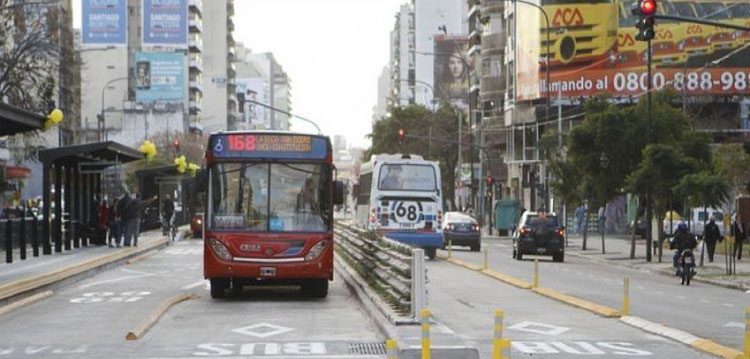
348 342 387 355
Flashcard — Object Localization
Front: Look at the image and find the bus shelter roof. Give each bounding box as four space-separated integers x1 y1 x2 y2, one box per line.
39 141 142 169
0 102 45 136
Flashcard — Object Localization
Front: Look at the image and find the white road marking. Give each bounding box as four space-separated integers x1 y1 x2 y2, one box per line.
180 280 209 290
232 323 294 338
746 290 750 293
700 299 710 303
493 244 508 248
723 322 743 328
575 272 584 276
507 321 571 336
676 295 686 300
654 291 663 295
78 274 153 289
721 303 735 308
637 286 646 290
433 321 456 334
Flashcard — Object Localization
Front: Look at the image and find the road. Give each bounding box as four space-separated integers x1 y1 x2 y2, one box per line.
0 239 382 359
442 236 748 351
411 259 713 358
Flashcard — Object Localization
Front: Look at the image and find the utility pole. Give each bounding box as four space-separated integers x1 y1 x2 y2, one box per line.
457 110 463 210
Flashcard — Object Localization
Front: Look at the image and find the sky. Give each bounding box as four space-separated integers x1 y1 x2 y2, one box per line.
72 0 406 149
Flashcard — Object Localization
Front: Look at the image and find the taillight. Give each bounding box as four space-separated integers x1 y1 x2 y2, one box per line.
207 238 232 261
519 227 530 236
446 224 454 231
306 240 329 261
556 228 565 236
472 225 480 232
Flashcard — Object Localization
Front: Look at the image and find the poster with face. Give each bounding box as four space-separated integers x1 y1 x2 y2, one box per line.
433 35 472 106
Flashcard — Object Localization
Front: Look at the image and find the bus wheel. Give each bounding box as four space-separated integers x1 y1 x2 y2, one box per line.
426 248 437 260
210 278 229 299
302 279 329 298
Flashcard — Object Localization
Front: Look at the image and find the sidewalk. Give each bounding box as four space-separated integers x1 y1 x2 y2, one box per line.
0 227 187 304
562 232 750 291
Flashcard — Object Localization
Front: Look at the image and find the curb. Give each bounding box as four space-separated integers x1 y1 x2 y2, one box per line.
0 237 168 302
126 292 198 340
531 287 621 318
438 253 533 289
0 290 53 316
620 316 743 359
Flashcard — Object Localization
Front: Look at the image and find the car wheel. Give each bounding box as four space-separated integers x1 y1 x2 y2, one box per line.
512 248 516 259
554 252 564 262
515 251 523 261
471 244 480 252
210 278 229 299
302 279 329 298
426 248 437 260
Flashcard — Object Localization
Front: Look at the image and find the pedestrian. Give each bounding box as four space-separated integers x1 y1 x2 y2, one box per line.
118 193 133 246
107 198 120 248
732 214 745 261
123 192 157 247
575 205 586 235
161 194 175 238
98 199 109 246
703 218 721 262
597 206 606 236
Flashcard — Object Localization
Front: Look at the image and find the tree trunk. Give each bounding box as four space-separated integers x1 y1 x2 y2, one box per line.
630 205 640 259
601 218 606 254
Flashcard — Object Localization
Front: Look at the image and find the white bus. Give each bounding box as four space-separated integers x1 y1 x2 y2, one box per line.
354 154 443 259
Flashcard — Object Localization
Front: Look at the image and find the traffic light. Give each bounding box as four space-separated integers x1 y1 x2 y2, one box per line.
173 138 181 152
397 128 405 145
631 0 656 41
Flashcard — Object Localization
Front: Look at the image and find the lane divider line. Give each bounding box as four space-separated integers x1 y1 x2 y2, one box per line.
0 290 54 316
125 292 198 340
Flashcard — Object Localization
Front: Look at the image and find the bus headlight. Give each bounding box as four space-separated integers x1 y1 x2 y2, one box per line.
207 238 232 261
306 240 330 261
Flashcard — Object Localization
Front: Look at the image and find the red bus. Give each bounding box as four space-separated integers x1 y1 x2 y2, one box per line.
199 131 344 299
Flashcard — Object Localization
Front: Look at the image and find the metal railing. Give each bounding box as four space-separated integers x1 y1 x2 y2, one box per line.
334 221 427 320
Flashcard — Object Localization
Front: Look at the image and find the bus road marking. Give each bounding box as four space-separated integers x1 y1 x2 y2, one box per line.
232 323 294 338
166 248 202 255
512 341 653 356
70 291 151 304
193 342 325 356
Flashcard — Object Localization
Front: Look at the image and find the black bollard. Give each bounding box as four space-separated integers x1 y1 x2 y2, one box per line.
20 213 26 260
5 219 12 263
32 214 39 257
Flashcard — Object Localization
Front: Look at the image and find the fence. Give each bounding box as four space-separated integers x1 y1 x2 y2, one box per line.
1 215 92 264
334 221 427 321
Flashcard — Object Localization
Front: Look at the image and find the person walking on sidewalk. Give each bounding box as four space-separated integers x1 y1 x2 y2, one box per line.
703 218 721 262
98 199 109 246
107 198 120 248
575 205 586 235
732 213 745 261
119 193 134 246
597 206 606 236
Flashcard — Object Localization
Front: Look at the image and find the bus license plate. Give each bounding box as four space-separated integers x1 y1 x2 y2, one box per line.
260 267 276 277
400 223 414 229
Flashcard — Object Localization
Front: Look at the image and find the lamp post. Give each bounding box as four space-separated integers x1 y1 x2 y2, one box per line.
99 77 128 142
397 79 438 110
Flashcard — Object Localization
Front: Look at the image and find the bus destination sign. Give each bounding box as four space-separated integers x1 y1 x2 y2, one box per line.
211 134 328 160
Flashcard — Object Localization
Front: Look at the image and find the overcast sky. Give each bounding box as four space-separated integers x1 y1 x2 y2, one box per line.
73 0 406 148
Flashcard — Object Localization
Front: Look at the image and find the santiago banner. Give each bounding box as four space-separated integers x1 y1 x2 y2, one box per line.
82 0 127 46
143 0 188 47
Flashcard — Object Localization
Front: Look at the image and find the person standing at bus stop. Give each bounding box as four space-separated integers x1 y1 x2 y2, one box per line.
162 194 175 239
126 193 157 247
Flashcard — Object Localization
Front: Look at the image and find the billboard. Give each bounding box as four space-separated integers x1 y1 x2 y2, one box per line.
142 0 188 47
236 78 267 127
82 0 127 46
433 35 473 107
516 0 542 101
134 52 184 102
515 0 750 101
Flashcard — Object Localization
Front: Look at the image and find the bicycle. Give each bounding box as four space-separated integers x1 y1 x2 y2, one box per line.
162 214 176 244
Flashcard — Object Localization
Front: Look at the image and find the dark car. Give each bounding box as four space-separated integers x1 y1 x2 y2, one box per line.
629 215 646 238
512 212 565 262
190 213 204 238
442 211 481 251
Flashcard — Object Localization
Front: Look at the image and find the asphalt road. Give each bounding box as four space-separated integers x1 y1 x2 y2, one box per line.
442 236 749 351
410 259 714 358
0 239 382 359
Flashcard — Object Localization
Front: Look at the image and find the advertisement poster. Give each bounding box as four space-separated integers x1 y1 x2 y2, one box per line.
82 0 127 46
433 35 473 107
142 0 188 47
135 52 184 102
515 0 750 101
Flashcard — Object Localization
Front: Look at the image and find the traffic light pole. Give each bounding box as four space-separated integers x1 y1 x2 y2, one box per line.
645 39 653 263
655 14 750 31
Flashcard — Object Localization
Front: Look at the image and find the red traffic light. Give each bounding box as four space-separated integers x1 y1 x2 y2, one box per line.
173 138 181 149
640 0 656 16
398 128 405 139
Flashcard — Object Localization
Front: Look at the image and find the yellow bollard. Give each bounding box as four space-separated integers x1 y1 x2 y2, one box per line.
421 309 431 359
744 307 749 359
448 240 452 259
622 277 630 316
483 247 489 270
492 309 505 359
498 338 511 359
533 259 539 288
386 339 399 359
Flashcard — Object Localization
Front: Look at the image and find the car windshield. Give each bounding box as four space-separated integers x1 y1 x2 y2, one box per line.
210 162 332 232
525 215 560 228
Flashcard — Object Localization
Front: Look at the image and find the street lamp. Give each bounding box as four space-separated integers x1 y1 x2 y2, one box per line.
396 78 438 110
99 77 128 142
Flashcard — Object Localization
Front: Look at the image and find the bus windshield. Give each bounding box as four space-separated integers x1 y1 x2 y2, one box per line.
377 164 438 191
210 162 331 232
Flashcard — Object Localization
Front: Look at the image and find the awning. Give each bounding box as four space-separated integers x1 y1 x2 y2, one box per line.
0 102 45 136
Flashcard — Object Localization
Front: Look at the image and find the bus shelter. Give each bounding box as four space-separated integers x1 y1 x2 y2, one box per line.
0 102 45 136
135 165 200 231
39 141 141 253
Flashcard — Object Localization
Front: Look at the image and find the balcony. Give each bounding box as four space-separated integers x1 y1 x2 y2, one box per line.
468 44 482 58
468 4 481 19
189 16 203 32
481 0 503 14
227 34 235 47
228 93 237 106
189 80 203 93
228 46 236 62
481 75 505 97
228 17 235 32
227 62 236 76
189 55 203 71
481 33 505 55
227 2 235 16
189 100 203 114
189 0 202 15
189 36 203 52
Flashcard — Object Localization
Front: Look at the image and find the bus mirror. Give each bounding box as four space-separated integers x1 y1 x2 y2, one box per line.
334 181 345 205
196 169 208 192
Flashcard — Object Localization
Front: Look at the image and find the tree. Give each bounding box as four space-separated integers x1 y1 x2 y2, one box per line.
367 104 460 210
713 143 750 204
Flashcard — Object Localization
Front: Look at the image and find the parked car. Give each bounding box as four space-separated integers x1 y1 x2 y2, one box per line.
513 211 565 262
662 208 725 238
190 213 204 238
629 215 647 238
442 211 481 251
